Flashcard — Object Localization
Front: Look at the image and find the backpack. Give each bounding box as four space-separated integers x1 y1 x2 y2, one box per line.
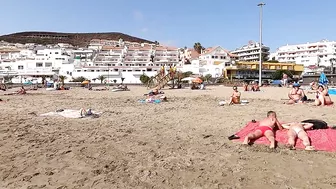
301 119 328 130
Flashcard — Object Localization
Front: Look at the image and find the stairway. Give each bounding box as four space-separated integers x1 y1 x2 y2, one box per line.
147 73 172 89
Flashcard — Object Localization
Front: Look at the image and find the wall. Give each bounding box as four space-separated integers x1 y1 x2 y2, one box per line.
71 70 158 84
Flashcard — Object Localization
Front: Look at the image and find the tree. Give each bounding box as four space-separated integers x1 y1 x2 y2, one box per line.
71 76 87 82
121 77 125 84
98 75 105 83
154 41 159 45
182 71 193 78
41 76 46 85
330 58 336 74
4 75 13 83
272 70 293 80
58 75 67 86
140 74 150 84
204 74 212 82
193 42 205 54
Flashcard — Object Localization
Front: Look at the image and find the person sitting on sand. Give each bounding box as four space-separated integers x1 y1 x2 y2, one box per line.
251 82 260 91
287 83 307 104
315 85 333 106
243 111 283 148
243 82 249 91
310 80 318 90
228 86 241 105
282 122 315 151
18 86 26 94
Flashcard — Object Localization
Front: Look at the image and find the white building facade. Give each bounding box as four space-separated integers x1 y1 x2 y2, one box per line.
231 41 270 62
275 40 336 68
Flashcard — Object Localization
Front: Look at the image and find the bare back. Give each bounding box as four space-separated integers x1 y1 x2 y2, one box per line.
259 117 277 129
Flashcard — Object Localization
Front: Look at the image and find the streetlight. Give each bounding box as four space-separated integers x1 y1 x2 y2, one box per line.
257 2 265 86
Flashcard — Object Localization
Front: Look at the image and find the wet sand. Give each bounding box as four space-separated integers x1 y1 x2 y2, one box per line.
1 86 336 189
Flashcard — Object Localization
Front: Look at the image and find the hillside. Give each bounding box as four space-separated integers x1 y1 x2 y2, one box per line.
0 31 154 47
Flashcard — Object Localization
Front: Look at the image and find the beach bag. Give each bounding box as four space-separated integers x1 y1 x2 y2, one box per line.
301 119 328 130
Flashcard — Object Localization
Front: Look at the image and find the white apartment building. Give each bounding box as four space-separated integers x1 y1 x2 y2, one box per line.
72 44 181 83
231 41 270 62
180 46 236 77
275 40 336 67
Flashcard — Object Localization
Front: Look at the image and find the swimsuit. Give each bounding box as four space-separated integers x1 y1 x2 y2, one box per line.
256 126 273 135
292 127 303 135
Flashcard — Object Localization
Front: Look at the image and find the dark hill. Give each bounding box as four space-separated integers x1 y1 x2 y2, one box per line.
0 31 154 47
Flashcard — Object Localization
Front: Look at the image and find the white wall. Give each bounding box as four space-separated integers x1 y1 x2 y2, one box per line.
71 70 158 84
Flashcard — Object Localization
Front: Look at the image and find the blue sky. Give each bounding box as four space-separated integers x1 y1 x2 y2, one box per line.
1 0 335 52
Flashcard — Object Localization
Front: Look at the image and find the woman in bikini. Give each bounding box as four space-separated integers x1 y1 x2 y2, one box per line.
315 85 333 106
282 122 315 151
287 83 307 104
229 86 241 105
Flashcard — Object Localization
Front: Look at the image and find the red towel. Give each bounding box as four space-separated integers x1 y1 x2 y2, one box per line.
236 122 336 152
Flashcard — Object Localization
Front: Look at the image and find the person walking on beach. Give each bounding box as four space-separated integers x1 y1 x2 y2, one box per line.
282 73 288 87
282 122 315 151
243 111 283 148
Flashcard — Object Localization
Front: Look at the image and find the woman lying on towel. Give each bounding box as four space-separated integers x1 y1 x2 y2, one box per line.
146 88 164 96
315 85 333 106
282 122 315 151
4 86 26 95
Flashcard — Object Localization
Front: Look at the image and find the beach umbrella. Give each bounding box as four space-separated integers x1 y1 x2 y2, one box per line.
193 77 203 83
319 72 328 85
82 80 90 84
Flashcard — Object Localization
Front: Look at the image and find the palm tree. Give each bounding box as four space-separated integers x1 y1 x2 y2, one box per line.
204 74 212 83
193 42 205 54
330 58 336 74
121 77 125 84
58 75 66 86
98 75 105 83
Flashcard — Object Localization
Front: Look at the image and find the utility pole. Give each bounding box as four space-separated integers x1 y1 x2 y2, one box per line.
257 2 265 86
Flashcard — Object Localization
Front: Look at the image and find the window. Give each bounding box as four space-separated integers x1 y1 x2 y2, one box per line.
45 63 52 67
55 52 59 54
18 65 24 70
36 63 43 67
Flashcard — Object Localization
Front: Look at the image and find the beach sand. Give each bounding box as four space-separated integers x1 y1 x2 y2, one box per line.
1 86 336 189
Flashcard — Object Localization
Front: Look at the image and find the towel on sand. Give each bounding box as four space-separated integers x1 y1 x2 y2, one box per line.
235 121 336 152
40 109 101 119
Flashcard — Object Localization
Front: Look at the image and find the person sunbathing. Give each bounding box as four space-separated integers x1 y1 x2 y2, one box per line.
282 122 315 151
229 86 241 105
5 86 26 95
18 86 26 94
315 85 333 106
251 82 260 91
310 81 318 90
243 82 249 91
287 83 307 104
243 111 283 148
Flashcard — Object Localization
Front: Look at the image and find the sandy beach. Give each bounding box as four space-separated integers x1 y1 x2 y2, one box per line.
1 85 336 189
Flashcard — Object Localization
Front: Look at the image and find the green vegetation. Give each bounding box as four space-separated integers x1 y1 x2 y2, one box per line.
140 74 150 84
98 75 106 83
272 70 293 80
71 76 87 82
